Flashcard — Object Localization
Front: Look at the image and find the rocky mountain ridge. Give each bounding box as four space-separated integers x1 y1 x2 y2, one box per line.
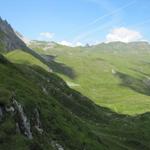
0 17 28 52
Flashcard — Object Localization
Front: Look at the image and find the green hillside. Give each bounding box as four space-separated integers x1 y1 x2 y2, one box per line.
1 53 150 150
27 41 150 115
6 50 49 71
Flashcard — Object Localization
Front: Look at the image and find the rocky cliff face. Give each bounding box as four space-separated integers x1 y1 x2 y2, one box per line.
0 17 28 52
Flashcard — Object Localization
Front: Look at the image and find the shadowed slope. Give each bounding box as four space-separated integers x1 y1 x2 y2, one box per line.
115 71 150 96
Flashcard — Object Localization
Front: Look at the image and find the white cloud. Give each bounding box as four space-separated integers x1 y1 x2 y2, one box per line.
39 32 55 40
59 41 84 47
59 41 73 47
105 27 143 43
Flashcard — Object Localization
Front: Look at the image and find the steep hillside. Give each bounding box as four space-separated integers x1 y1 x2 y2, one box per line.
28 41 150 115
0 17 55 71
1 54 150 150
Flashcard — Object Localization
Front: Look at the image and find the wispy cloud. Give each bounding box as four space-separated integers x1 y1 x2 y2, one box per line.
70 0 117 35
73 0 136 43
73 19 121 43
87 0 136 26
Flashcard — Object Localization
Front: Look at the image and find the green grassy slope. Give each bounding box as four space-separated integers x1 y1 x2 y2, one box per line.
27 41 150 115
1 53 150 150
6 50 49 70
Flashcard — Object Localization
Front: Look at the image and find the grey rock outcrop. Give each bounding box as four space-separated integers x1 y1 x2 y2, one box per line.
13 99 33 139
0 93 45 139
34 108 43 134
51 141 64 150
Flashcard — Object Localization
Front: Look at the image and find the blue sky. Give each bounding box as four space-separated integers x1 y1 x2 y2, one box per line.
1 0 150 45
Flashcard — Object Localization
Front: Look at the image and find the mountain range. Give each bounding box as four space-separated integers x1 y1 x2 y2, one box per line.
0 17 150 150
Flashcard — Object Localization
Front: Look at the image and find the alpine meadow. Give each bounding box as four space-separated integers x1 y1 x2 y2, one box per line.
1 0 150 150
